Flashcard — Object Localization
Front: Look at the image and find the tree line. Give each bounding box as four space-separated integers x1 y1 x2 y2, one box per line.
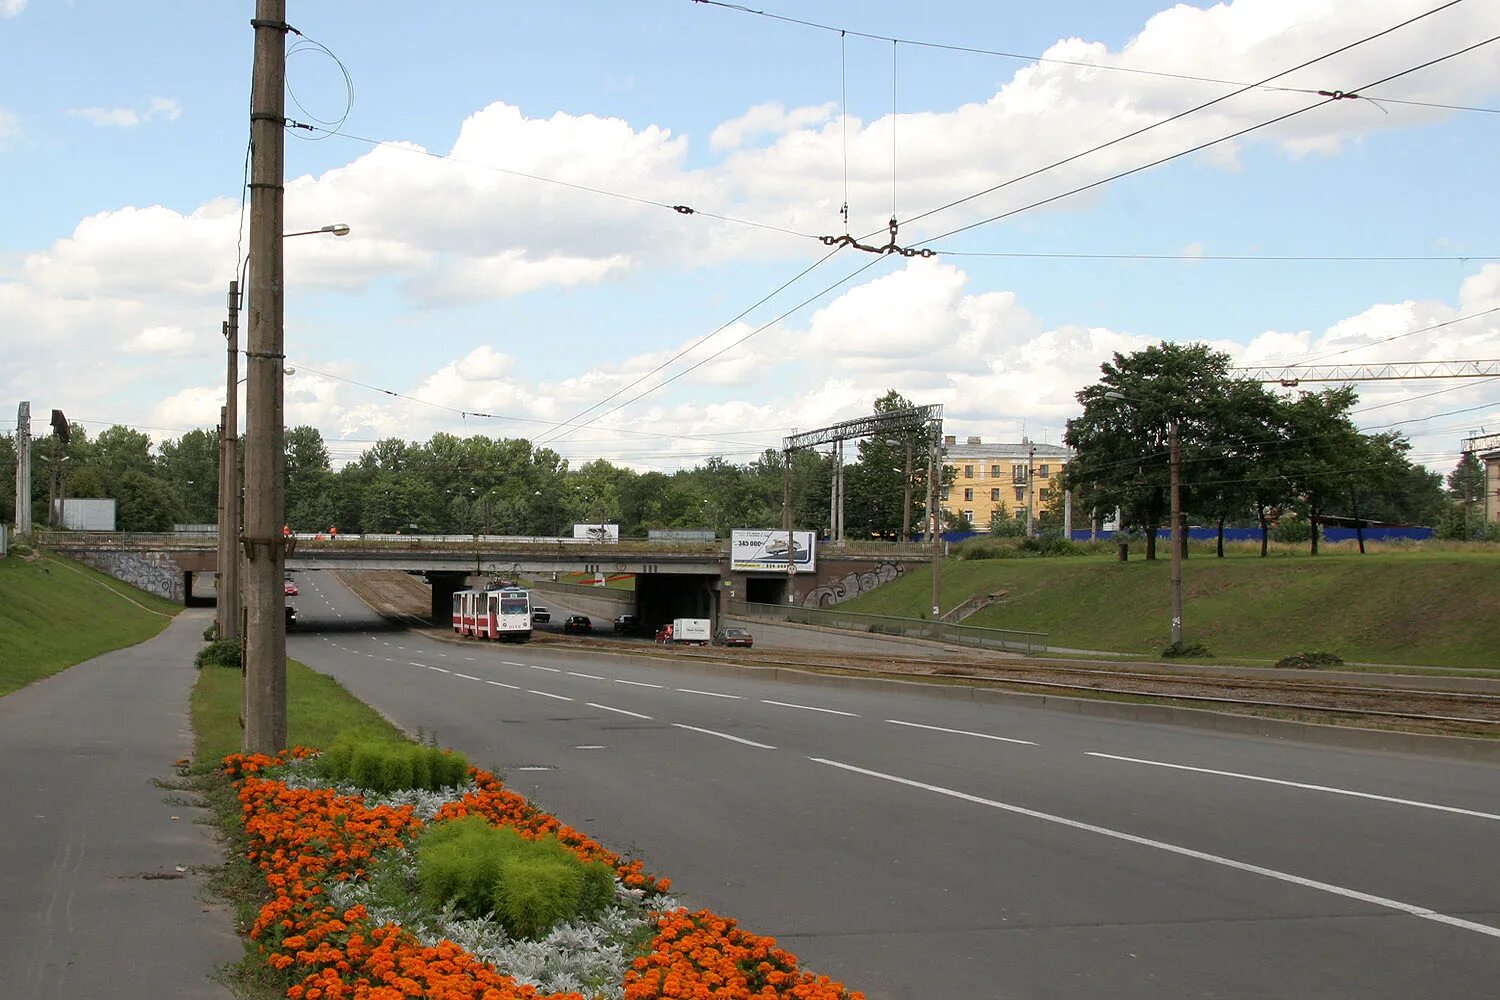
1060 342 1480 557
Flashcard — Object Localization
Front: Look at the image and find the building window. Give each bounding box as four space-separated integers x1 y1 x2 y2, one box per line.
964 464 974 478
940 488 950 501
991 465 1002 477
1040 488 1051 502
990 488 1000 501
1014 507 1026 520
1038 464 1050 477
963 510 974 524
1014 486 1025 501
1012 464 1026 481
963 488 973 501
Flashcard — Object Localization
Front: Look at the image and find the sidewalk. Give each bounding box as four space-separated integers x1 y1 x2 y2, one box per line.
0 608 238 998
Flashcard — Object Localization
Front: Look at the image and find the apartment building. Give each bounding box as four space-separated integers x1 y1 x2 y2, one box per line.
939 435 1070 529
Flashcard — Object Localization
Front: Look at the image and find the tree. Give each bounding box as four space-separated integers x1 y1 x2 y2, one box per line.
115 470 182 531
284 426 334 530
1280 387 1360 556
158 428 220 524
1065 342 1278 560
1447 451 1486 539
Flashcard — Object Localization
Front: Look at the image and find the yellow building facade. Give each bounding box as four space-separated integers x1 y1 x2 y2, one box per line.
939 435 1070 530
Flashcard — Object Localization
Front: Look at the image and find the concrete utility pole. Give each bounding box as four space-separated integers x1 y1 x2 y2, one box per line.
242 0 289 754
928 427 941 618
783 451 796 604
218 283 242 641
1168 418 1184 646
1025 444 1036 537
901 437 913 541
15 402 31 536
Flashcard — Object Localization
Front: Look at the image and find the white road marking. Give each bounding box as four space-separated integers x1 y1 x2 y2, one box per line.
615 679 662 689
886 719 1037 746
428 666 450 674
486 680 520 690
454 673 481 681
1086 752 1500 822
763 698 858 717
438 652 448 657
502 660 525 667
811 757 1500 941
677 688 741 700
408 661 427 668
575 745 606 750
568 671 605 679
528 665 561 673
529 690 573 701
672 724 775 750
587 703 652 720
465 657 477 662
516 766 552 772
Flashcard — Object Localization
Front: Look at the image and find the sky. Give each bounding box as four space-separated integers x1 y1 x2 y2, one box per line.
3 0 1500 474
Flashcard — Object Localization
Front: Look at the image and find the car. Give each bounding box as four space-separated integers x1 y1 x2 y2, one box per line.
765 536 805 556
613 614 639 634
283 580 299 596
563 615 592 634
531 606 551 623
285 604 298 629
714 627 753 648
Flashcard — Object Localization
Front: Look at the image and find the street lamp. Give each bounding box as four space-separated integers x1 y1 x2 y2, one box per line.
219 223 350 643
1104 390 1184 647
236 216 352 755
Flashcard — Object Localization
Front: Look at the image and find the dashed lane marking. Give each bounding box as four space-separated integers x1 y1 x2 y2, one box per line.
678 688 741 700
615 679 662 689
762 698 858 717
672 724 775 750
886 719 1037 746
529 690 573 702
587 703 652 720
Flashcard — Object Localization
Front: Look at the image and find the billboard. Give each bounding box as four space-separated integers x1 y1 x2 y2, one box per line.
731 529 816 573
572 523 620 543
58 498 117 531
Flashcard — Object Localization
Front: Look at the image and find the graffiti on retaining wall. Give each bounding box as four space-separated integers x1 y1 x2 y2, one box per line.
71 550 184 602
802 561 900 608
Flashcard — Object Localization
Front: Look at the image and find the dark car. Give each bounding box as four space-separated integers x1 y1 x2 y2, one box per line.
563 615 592 634
285 604 298 629
532 606 551 623
613 614 639 634
714 627 753 648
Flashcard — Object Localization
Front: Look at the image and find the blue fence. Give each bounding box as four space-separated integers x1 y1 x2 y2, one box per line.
1066 526 1434 542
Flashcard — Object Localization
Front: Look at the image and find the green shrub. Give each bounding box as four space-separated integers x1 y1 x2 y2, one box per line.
1275 651 1344 669
195 637 242 669
415 816 616 938
1161 640 1212 658
1271 515 1315 544
317 733 469 793
202 622 219 641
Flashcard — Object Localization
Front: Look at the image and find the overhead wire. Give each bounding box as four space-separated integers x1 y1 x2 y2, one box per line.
940 250 1500 263
304 124 820 242
1243 304 1500 369
533 245 844 445
540 251 890 446
689 0 1497 116
285 32 355 141
914 29 1500 249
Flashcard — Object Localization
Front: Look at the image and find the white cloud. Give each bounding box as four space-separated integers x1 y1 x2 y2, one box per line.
67 97 183 128
710 101 835 151
0 108 18 145
1 0 27 17
124 324 197 355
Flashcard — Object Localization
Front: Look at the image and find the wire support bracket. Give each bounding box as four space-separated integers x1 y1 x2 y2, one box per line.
248 18 299 34
820 217 936 258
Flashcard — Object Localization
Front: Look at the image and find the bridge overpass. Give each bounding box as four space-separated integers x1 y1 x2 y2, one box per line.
36 532 933 628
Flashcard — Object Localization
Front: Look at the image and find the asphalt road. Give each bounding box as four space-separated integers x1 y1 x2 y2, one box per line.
288 570 1500 999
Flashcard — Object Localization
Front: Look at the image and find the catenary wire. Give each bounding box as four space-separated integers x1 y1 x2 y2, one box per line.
533 245 844 445
1245 305 1500 369
304 124 820 242
915 31 1500 249
689 0 1495 117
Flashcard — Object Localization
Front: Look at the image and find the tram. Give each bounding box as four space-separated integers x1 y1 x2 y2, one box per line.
451 586 532 642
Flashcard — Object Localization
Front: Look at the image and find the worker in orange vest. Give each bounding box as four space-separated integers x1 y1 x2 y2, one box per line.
282 524 291 539
329 525 338 540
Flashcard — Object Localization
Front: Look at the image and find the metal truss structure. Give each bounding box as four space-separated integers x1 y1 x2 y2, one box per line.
781 404 943 453
1231 359 1500 386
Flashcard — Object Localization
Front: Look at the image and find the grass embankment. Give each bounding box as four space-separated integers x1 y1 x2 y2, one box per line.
839 545 1500 669
0 551 179 695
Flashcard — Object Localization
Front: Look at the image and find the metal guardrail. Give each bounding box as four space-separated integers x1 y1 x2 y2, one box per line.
726 600 1047 654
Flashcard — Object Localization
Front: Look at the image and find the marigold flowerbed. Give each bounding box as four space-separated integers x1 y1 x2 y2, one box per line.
226 750 863 1000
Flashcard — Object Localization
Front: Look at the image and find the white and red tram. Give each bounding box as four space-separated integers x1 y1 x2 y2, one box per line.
451 586 532 642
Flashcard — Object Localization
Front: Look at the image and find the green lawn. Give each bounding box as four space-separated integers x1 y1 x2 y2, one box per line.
839 545 1500 669
192 658 404 768
0 552 180 695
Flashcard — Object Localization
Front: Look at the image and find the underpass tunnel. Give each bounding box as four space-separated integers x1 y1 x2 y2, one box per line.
427 571 467 625
635 573 721 633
